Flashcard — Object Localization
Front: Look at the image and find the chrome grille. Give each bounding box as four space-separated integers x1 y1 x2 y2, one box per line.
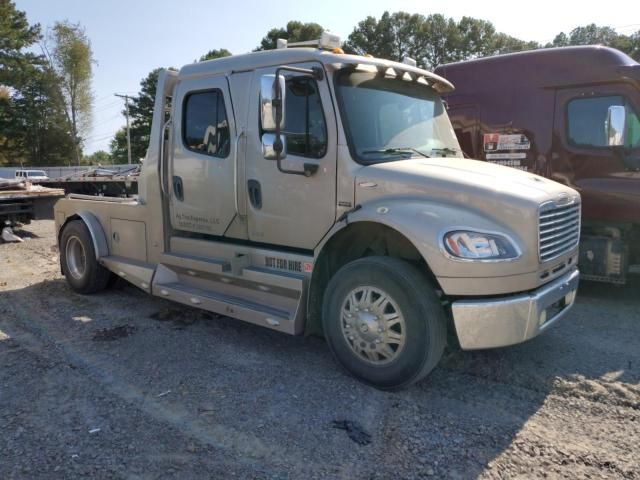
539 201 580 262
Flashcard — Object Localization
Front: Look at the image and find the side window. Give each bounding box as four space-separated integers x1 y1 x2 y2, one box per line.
183 90 230 158
567 95 640 148
627 105 640 147
283 77 327 158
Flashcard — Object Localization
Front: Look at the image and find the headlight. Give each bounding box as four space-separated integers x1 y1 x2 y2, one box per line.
443 231 519 260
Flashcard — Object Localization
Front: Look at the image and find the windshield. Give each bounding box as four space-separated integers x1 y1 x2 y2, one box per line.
335 69 463 164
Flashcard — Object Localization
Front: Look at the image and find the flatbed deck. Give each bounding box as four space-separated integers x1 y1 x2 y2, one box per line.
0 182 65 223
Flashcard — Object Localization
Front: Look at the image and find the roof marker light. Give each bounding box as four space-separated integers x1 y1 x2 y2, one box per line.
402 56 417 67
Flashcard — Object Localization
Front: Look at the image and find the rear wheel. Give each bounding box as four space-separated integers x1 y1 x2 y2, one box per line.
60 220 111 294
322 256 446 389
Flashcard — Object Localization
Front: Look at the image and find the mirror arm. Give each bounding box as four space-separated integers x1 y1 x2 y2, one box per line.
273 65 324 176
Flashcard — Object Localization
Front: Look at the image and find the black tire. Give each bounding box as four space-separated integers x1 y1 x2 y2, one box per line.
322 256 446 390
60 220 111 294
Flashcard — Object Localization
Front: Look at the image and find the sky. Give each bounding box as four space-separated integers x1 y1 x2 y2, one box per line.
14 0 640 155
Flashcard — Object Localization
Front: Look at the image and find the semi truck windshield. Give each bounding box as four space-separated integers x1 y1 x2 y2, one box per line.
335 69 463 164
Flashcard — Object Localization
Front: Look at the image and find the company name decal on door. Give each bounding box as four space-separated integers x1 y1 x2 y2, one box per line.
483 133 531 170
264 257 313 274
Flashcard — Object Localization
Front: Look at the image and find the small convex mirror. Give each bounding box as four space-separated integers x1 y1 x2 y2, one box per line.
260 74 286 131
262 133 287 160
606 105 626 146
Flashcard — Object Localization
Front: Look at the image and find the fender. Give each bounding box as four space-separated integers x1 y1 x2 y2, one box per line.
61 211 109 260
312 197 530 282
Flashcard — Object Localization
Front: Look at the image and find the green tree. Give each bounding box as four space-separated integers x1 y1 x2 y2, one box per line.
112 67 179 162
45 20 95 165
344 12 400 60
126 68 161 161
256 21 324 50
0 0 42 165
345 11 541 69
82 149 111 165
630 31 640 60
419 14 465 68
491 33 540 54
0 0 42 89
109 127 128 164
11 65 76 165
199 48 232 62
548 24 640 60
0 1 76 166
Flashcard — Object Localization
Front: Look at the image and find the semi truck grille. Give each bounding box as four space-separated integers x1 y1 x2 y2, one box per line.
539 202 581 262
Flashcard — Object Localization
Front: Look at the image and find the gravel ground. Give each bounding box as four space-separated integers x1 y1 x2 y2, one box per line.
1 220 638 479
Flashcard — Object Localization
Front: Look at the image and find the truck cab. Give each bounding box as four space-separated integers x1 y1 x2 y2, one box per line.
435 46 640 284
15 169 49 182
54 34 580 389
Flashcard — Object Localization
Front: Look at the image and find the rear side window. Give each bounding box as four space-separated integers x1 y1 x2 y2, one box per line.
567 95 640 148
183 90 230 158
283 77 327 158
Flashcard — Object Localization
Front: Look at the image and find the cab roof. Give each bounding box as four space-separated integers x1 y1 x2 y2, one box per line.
178 48 454 93
435 46 640 90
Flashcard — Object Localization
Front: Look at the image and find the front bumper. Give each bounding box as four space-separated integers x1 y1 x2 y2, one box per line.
451 268 579 350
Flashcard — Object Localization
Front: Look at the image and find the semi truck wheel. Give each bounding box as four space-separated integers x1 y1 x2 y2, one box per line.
322 256 446 389
60 220 111 294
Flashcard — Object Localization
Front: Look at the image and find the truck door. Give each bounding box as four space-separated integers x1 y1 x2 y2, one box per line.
552 85 640 220
244 63 337 250
169 75 239 236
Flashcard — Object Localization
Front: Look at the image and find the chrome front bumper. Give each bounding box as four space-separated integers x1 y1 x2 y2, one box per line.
451 268 579 350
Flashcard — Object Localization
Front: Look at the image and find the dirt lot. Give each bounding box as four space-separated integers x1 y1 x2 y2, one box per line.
1 220 639 479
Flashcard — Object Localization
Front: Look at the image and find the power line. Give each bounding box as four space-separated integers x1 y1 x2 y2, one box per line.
84 130 118 141
93 93 117 104
93 100 122 114
91 113 123 129
83 134 115 145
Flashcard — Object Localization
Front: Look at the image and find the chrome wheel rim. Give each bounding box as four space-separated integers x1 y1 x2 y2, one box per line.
340 286 406 365
66 236 87 280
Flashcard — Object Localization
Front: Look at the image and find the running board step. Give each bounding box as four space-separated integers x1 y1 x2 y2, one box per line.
159 252 231 275
241 266 305 291
100 255 155 293
152 280 296 334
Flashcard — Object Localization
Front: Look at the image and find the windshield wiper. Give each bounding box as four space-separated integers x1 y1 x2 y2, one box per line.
430 147 460 157
361 147 430 159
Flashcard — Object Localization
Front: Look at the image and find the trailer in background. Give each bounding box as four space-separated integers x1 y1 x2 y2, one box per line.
0 165 139 198
0 179 65 241
38 166 139 197
435 46 640 284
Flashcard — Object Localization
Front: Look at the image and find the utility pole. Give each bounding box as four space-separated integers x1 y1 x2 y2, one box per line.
115 93 132 165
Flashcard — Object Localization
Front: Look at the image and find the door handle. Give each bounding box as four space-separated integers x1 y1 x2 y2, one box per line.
247 179 262 209
234 130 245 216
172 175 184 201
159 119 172 197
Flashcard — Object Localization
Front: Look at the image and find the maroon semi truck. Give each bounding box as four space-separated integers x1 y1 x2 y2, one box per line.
435 46 640 284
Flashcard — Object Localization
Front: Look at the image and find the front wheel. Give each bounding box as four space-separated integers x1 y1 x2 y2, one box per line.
322 256 446 390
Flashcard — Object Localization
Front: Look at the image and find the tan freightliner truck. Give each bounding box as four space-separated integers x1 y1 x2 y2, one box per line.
54 34 581 389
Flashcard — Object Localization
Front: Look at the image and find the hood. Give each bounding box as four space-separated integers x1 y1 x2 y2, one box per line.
355 158 579 223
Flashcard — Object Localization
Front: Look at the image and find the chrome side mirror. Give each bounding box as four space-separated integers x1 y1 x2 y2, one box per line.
262 133 287 160
606 105 626 146
260 74 286 131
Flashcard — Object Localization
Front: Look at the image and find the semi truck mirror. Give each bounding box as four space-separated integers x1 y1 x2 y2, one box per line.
262 133 287 160
260 74 286 132
606 105 626 146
